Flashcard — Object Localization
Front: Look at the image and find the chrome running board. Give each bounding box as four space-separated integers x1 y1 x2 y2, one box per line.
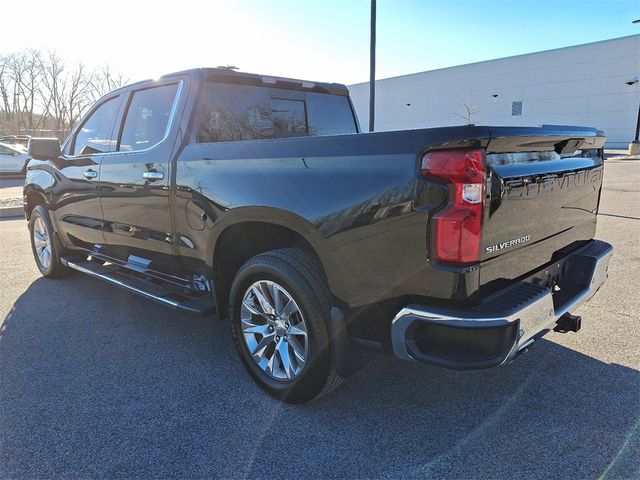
61 257 215 316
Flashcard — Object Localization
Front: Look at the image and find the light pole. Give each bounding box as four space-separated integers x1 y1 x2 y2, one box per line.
631 20 640 154
369 0 376 132
635 91 640 144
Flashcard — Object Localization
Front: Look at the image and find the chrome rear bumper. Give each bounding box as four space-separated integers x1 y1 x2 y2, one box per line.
391 239 613 369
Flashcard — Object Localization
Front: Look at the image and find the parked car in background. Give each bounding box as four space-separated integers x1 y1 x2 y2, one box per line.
0 135 31 152
0 142 30 174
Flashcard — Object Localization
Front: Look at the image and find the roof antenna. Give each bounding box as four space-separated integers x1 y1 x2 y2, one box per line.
216 65 239 71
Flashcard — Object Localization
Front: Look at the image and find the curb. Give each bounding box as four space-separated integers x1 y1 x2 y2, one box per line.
0 205 24 219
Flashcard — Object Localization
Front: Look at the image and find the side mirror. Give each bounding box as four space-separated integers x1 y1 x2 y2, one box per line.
28 137 61 160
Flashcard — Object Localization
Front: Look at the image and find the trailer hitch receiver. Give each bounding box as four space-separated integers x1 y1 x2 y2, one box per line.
554 312 582 333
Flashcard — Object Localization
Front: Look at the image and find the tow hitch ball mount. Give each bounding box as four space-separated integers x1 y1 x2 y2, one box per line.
554 312 582 333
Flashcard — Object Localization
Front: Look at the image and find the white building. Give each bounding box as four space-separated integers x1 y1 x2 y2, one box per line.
349 35 640 148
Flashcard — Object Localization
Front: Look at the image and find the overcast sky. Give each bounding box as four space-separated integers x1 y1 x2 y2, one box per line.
1 0 638 85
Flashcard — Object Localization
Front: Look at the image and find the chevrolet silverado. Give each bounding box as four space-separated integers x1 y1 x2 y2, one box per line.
24 68 612 403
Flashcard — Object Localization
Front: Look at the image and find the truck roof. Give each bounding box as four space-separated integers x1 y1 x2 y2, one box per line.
112 67 350 96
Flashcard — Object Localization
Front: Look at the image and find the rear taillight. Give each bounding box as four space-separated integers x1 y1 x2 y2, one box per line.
421 148 485 265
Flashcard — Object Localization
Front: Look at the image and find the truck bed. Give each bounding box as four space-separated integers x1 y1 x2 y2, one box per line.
176 124 605 308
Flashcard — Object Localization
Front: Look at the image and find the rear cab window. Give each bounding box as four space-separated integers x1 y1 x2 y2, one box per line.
197 82 357 143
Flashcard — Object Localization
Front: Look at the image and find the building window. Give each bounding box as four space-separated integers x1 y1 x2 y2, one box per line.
512 101 523 116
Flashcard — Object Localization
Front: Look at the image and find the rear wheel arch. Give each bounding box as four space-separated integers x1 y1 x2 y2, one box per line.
212 220 332 317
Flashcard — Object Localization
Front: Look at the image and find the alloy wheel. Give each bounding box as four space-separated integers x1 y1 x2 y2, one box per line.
33 216 51 270
240 280 309 381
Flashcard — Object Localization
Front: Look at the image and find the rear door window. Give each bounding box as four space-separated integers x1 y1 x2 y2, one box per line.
118 83 179 152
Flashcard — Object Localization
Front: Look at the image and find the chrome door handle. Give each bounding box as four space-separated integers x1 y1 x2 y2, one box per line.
142 171 164 181
83 169 98 179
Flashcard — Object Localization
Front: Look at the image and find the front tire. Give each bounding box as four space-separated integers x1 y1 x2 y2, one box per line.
29 205 68 278
229 248 343 403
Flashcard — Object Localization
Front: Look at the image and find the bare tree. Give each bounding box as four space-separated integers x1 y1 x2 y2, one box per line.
66 62 92 129
89 64 127 102
0 49 125 137
39 51 68 136
0 55 12 122
40 54 96 136
452 100 481 125
7 52 27 129
13 50 43 130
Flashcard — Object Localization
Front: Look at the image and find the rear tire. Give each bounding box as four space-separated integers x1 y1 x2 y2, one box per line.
229 248 343 403
29 205 68 278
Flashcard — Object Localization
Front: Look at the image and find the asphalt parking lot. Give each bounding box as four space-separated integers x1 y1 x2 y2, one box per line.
0 160 638 479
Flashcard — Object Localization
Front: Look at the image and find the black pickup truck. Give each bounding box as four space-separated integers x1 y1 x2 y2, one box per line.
24 68 612 403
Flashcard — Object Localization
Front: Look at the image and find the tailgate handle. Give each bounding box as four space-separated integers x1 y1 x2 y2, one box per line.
554 138 582 155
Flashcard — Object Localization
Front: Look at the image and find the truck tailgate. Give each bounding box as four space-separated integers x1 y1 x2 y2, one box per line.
479 127 606 292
